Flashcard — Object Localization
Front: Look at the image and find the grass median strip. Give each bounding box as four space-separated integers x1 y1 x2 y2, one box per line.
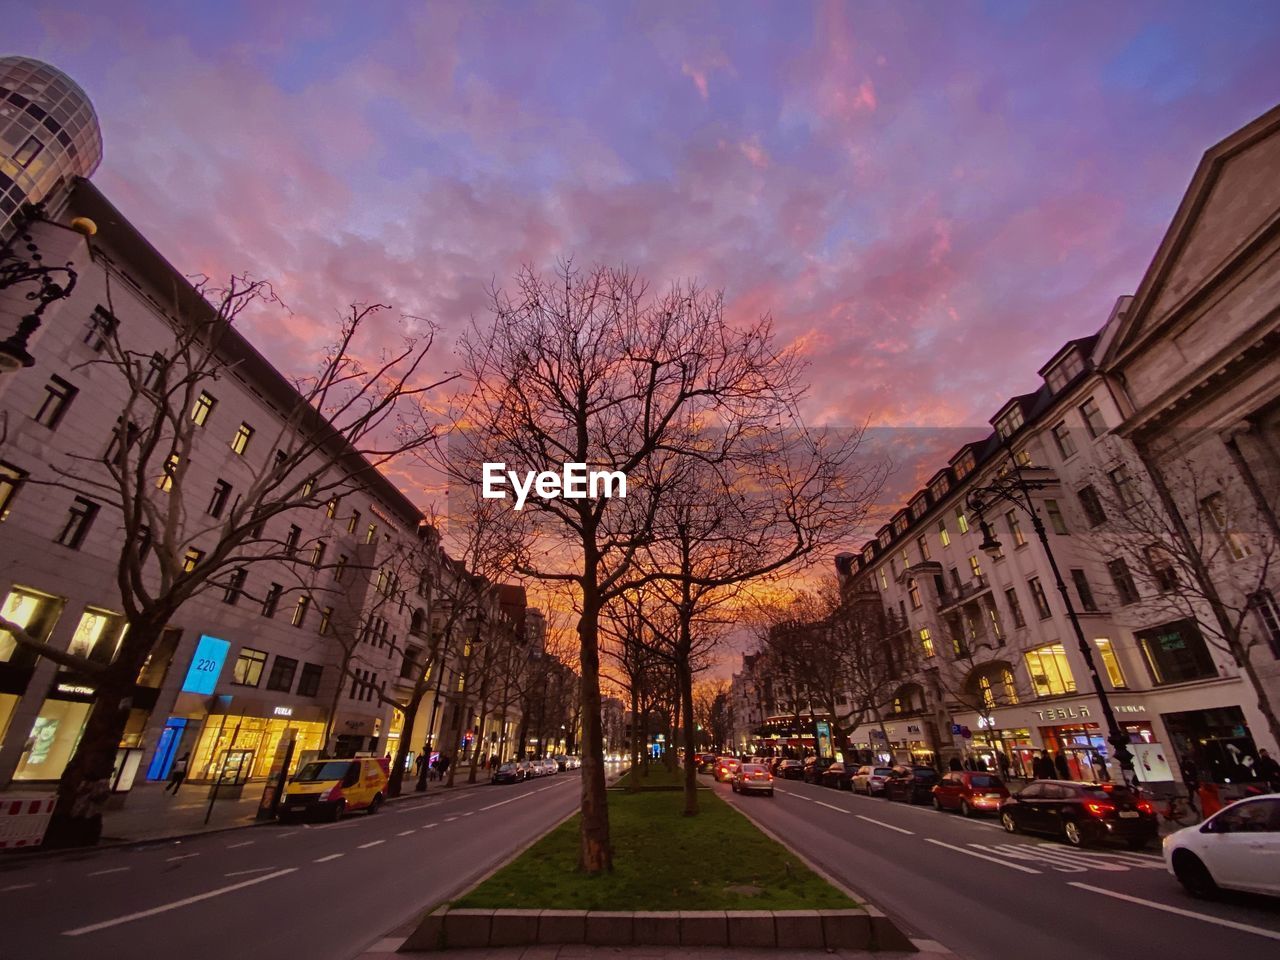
454 781 855 911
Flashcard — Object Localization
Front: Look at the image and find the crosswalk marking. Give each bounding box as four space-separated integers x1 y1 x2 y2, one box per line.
926 838 1042 873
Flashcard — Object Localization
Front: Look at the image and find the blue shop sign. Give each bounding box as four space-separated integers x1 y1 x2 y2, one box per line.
181 635 230 694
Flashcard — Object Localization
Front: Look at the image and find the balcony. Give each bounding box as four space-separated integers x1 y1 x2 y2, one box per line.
937 575 991 612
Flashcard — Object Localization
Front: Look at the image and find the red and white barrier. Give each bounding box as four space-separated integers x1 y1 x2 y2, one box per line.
0 795 56 849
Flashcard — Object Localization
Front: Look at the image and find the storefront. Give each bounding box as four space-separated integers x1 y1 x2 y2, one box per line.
186 705 327 783
1161 705 1260 785
967 723 1035 778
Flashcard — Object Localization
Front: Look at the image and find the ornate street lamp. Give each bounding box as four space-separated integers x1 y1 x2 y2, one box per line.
0 205 95 373
965 452 1136 786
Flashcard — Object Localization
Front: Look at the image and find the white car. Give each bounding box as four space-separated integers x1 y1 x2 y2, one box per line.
1163 793 1280 898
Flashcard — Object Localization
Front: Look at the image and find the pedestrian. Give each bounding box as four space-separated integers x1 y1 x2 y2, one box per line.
1253 748 1280 792
1054 751 1071 780
948 755 963 771
164 751 190 795
1033 752 1052 779
439 753 452 777
1179 755 1201 812
415 748 431 792
975 756 988 772
997 752 1011 780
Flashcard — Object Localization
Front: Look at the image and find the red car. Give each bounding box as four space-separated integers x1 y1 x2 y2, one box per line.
932 771 1010 817
714 757 742 782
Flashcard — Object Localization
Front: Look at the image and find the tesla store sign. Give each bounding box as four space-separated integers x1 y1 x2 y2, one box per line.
1034 705 1091 722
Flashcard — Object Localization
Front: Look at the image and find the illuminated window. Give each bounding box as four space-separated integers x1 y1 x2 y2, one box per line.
291 596 310 628
917 536 931 561
67 608 123 664
0 461 27 522
1094 638 1127 688
182 548 204 573
938 520 951 547
1006 511 1026 547
311 540 327 567
325 496 339 519
879 569 888 590
318 607 333 636
1024 643 1076 697
348 510 361 534
231 422 254 455
157 453 179 492
920 628 936 659
365 522 377 544
232 648 267 687
956 506 969 534
191 391 217 426
968 555 982 580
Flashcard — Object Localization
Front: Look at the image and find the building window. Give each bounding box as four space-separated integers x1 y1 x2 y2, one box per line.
325 496 339 519
13 134 43 167
285 524 301 556
1046 351 1084 392
956 506 969 534
143 352 166 391
1028 577 1052 620
1136 619 1217 685
34 375 77 429
231 422 254 456
191 391 217 426
910 498 927 520
105 417 141 466
266 655 298 692
134 524 153 563
954 451 975 479
889 557 898 580
893 515 909 536
920 628 936 658
207 479 232 518
334 554 348 583
262 583 283 618
986 596 1004 642
318 606 333 636
1044 499 1069 536
157 453 179 493
1025 643 1076 697
938 520 950 547
1107 558 1140 605
1004 587 1026 628
401 646 423 680
301 476 316 499
83 305 117 352
66 608 124 664
56 495 98 549
1094 638 1127 688
1006 511 1026 547
1051 421 1077 460
1070 569 1098 612
908 579 922 609
365 522 377 544
181 548 203 573
297 662 323 697
274 449 288 469
1200 492 1250 560
878 568 888 591
223 567 247 605
231 648 268 687
1079 397 1106 439
291 596 310 628
1014 448 1033 468
968 554 982 581
311 540 327 567
996 406 1024 440
1145 546 1179 593
1077 485 1107 526
931 475 951 499
1248 590 1280 658
0 461 27 522
899 548 910 571
347 509 361 534
917 535 931 562
1108 465 1138 510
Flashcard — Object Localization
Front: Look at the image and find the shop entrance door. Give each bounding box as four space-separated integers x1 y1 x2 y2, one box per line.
146 717 188 781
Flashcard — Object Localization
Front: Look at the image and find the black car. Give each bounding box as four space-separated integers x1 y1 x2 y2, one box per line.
883 765 941 803
490 762 525 785
999 780 1158 849
820 762 854 790
803 756 837 784
776 759 805 780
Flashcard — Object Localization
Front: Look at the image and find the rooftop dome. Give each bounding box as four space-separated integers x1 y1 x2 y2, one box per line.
0 56 102 236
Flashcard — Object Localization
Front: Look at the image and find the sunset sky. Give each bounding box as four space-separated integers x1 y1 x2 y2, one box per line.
10 0 1280 525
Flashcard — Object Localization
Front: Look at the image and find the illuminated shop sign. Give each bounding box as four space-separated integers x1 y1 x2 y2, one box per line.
273 706 293 717
181 635 231 694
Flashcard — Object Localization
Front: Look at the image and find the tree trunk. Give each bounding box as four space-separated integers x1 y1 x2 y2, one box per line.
678 656 699 816
388 685 426 797
45 618 164 848
576 594 611 874
629 679 641 793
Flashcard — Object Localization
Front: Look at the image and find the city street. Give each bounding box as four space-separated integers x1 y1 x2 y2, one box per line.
0 774 580 960
719 777 1280 960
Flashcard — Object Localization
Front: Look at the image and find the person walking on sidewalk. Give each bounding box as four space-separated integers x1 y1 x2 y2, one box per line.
165 752 190 795
1253 748 1280 792
415 747 431 792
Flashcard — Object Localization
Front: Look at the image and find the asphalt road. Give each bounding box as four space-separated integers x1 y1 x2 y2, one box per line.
718 775 1280 960
0 769 584 960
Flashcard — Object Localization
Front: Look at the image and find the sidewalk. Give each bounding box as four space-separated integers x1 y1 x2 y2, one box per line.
0 773 493 851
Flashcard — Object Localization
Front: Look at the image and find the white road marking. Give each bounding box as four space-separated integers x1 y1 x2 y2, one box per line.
165 854 199 862
480 792 537 812
397 829 415 836
276 831 298 838
1069 882 1280 941
444 816 458 822
87 867 130 877
462 811 475 817
2 882 37 891
226 841 254 849
62 868 298 936
357 839 384 849
314 853 344 863
925 838 1042 874
224 867 278 877
423 823 438 829
855 814 914 835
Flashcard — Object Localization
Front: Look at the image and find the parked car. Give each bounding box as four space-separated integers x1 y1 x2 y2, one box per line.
883 765 941 804
850 765 896 796
279 757 389 822
1000 780 1157 849
777 759 804 780
933 771 1010 816
731 762 775 797
696 753 718 773
803 756 837 784
490 762 525 785
1163 793 1280 898
553 754 570 771
820 762 854 790
539 758 559 776
515 759 536 779
567 756 581 769
714 756 742 782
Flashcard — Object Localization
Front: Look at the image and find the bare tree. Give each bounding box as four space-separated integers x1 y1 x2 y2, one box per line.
0 272 450 847
447 262 839 872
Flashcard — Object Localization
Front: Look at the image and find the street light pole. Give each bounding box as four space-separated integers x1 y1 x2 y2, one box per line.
0 205 88 374
966 455 1136 786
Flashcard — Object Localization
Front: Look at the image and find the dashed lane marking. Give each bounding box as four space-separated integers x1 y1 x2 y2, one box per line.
87 868 130 877
62 869 298 936
1069 882 1280 941
2 883 37 891
226 841 254 849
276 831 298 838
423 823 438 829
855 814 915 835
397 829 415 836
225 867 279 877
314 853 344 863
443 816 458 822
357 839 385 849
165 854 199 863
925 838 1042 874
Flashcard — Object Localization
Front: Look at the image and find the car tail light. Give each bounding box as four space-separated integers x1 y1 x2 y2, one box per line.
1136 800 1155 815
1084 801 1114 818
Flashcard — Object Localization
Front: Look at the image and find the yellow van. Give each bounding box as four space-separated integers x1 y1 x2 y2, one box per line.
279 756 389 822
